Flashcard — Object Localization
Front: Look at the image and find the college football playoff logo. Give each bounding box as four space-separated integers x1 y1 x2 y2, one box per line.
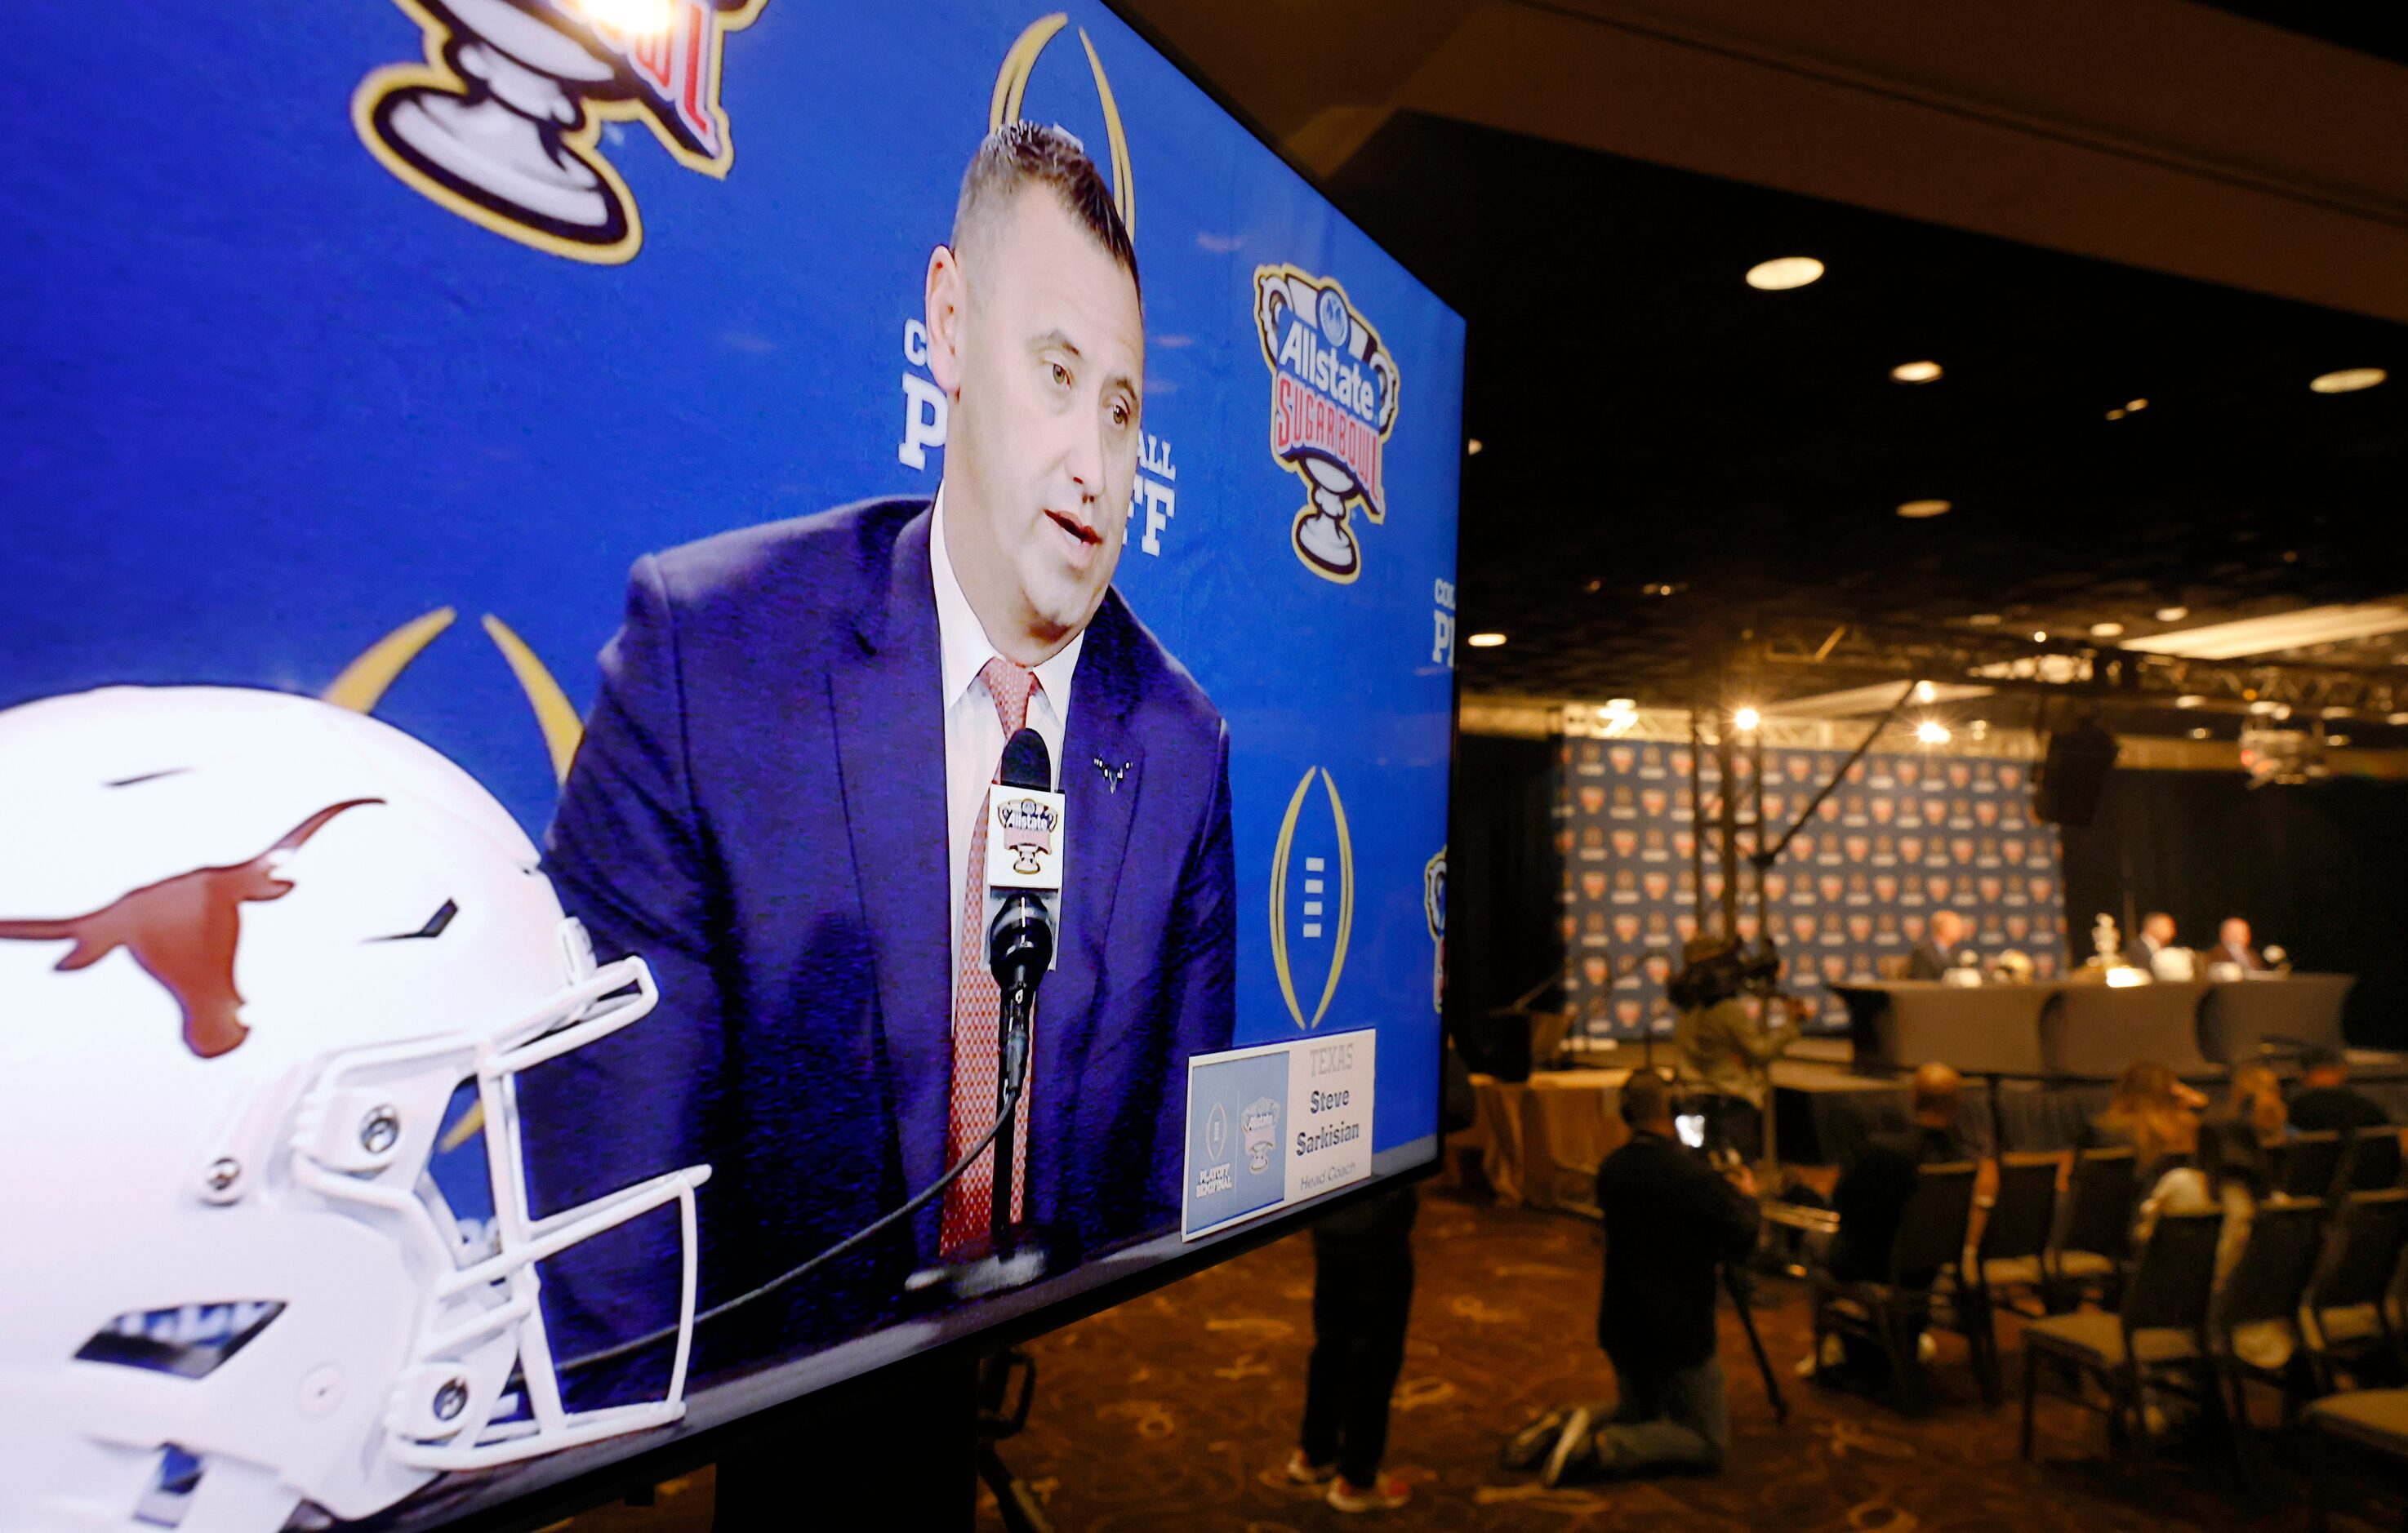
355 0 767 264
1253 266 1400 583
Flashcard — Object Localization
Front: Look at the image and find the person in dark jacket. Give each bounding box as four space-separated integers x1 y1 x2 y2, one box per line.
1825 1063 1972 1283
1531 1071 1759 1486
1285 1184 1419 1513
2288 1046 2392 1134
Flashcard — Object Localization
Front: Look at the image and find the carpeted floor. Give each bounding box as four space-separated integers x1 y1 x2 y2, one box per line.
551 1186 2381 1531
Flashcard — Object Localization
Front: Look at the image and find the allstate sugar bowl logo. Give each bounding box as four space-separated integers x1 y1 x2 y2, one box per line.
1253 266 1401 583
1243 1096 1280 1173
355 0 767 264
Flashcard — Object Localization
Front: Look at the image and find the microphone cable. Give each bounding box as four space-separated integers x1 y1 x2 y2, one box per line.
559 1065 1026 1375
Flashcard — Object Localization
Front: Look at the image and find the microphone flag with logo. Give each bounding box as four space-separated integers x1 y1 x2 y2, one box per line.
986 727 1064 985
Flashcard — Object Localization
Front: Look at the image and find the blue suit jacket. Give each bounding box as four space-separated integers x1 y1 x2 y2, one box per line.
522 498 1235 1380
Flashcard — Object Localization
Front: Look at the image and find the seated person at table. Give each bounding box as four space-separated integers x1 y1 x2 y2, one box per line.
2288 1046 2392 1133
1823 1063 1971 1284
2122 911 2179 972
2206 917 2265 972
1905 909 1968 980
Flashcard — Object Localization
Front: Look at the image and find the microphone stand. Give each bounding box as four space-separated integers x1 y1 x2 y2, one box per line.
990 980 1034 1259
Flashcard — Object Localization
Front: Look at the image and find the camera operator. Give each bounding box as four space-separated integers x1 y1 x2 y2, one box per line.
1671 935 1808 1162
1531 1071 1760 1486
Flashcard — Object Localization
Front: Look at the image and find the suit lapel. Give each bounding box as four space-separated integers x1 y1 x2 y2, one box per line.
829 506 954 1201
1032 594 1142 1198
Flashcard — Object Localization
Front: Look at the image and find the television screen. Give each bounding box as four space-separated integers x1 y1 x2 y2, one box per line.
0 2 1463 1526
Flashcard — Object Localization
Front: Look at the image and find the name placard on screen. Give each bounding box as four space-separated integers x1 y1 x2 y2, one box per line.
1181 1029 1375 1240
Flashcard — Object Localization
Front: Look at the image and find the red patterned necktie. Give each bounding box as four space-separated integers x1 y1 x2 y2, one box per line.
941 656 1039 1255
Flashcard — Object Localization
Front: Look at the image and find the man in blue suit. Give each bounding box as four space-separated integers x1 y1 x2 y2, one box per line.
523 122 1235 1384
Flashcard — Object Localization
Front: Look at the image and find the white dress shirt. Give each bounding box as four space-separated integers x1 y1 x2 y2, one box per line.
932 488 1083 999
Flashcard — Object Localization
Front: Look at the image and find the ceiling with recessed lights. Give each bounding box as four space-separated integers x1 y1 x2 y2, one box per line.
1316 112 2407 737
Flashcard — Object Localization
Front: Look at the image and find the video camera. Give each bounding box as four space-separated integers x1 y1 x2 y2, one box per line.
1664 936 1784 1012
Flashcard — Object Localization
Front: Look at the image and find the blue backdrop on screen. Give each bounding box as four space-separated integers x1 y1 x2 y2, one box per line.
0 2 1462 1151
1557 738 2069 1035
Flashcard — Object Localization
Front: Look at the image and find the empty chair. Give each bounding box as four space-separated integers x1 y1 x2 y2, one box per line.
2210 1200 2327 1487
2046 1147 2138 1311
2308 1389 2408 1533
1934 1151 2061 1405
2022 1210 2228 1470
1814 1162 1981 1415
2305 1189 2408 1392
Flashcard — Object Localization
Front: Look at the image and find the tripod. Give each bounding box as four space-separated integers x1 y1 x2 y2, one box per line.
1722 1264 1787 1424
977 1347 1054 1533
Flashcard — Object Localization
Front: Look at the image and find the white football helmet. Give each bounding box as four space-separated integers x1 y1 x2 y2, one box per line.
0 687 711 1531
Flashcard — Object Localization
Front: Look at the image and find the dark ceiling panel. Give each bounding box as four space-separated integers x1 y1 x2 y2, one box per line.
1324 113 2406 714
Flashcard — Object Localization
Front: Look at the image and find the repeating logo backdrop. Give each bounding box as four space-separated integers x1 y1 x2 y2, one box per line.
2 2 1462 1153
1556 738 2069 1037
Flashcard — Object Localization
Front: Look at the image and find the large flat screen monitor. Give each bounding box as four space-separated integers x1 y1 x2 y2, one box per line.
0 3 1463 1526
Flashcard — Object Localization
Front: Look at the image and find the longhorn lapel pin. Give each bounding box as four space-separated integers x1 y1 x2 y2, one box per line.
1093 758 1132 793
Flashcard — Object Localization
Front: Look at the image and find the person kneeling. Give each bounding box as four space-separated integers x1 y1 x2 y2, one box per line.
1534 1071 1760 1486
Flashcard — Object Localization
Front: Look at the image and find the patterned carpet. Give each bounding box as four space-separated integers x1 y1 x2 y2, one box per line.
552 1186 2363 1532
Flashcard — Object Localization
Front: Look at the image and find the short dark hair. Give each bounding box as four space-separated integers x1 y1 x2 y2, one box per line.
952 121 1139 303
1621 1070 1674 1128
2301 1045 2346 1075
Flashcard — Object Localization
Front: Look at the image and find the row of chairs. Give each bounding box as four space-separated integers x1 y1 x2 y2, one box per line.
1809 1126 2408 1420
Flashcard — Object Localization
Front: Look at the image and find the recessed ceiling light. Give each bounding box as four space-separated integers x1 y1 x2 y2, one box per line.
1914 680 1937 703
1584 579 1603 593
1466 438 1484 455
1968 613 2002 627
2032 631 2048 642
2310 367 2387 394
2126 398 2149 412
2175 695 2205 709
1745 256 1824 291
1467 632 1507 648
2330 733 2352 747
2105 407 2126 420
2189 727 2211 740
1915 719 1951 745
2156 606 2188 622
2090 621 2125 638
2282 550 2299 563
1733 706 1761 731
1891 360 1943 384
1896 499 1951 518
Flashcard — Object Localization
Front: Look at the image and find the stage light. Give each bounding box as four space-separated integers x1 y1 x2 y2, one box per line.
2126 398 2148 412
2189 727 2211 739
2032 631 2048 642
2330 734 2352 748
1733 706 1761 731
2105 408 2125 420
2090 621 2124 638
1891 360 1943 383
1916 719 1951 745
1914 680 1936 703
1467 438 1483 455
1746 256 1823 291
2156 606 2189 622
2310 367 2387 394
1897 499 1951 518
2175 695 2205 709
1467 632 1506 648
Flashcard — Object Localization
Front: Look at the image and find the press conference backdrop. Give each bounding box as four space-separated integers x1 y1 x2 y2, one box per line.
1560 739 2071 1035
2 0 1460 1519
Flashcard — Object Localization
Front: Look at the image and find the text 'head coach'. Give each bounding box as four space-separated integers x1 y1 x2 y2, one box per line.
521 122 1237 1390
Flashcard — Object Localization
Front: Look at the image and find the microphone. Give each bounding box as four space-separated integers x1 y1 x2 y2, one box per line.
983 727 1061 1255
